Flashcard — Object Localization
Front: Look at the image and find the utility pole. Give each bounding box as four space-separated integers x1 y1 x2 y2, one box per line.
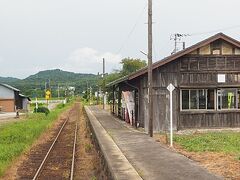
102 58 106 110
97 72 100 105
89 86 92 105
57 83 60 99
86 81 89 101
148 0 153 137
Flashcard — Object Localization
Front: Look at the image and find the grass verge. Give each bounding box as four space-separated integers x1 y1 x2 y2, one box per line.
174 132 240 159
0 102 73 177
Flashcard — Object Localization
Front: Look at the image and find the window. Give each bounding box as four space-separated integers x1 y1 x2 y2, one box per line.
207 90 215 109
217 89 238 110
212 49 221 55
238 90 240 109
190 90 198 109
199 90 207 109
182 90 189 110
181 89 215 110
211 40 221 55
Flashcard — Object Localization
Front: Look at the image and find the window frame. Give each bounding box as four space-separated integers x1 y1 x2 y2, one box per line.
180 89 216 111
217 88 239 110
180 88 240 112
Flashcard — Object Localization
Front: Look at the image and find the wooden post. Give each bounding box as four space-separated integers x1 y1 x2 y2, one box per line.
118 87 121 117
103 58 106 110
148 0 153 137
134 90 138 128
113 86 115 114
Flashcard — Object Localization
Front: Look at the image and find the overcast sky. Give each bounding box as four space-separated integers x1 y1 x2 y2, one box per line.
0 0 240 78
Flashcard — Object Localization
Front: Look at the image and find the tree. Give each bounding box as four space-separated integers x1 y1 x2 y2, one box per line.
120 58 147 76
103 58 147 85
105 70 121 84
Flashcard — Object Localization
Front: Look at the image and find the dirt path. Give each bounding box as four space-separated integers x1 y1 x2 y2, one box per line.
154 134 240 180
0 113 25 127
74 103 106 180
175 147 240 180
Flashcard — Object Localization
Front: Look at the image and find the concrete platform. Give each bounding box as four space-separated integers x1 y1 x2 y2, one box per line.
0 112 17 120
85 106 223 180
85 106 142 180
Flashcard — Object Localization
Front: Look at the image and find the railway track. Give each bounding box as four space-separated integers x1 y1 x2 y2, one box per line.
17 105 79 180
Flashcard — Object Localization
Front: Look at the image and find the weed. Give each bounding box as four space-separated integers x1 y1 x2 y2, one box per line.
91 176 97 180
85 143 93 153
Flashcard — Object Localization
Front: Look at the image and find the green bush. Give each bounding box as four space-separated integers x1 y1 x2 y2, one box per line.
34 107 50 116
30 103 44 108
56 103 65 109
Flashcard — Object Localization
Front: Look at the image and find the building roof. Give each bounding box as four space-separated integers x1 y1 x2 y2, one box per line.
0 83 20 92
108 33 240 87
107 75 128 87
19 94 31 101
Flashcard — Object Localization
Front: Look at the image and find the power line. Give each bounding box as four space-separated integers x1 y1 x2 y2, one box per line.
189 24 240 36
153 39 158 60
170 25 240 54
152 22 159 60
116 3 148 54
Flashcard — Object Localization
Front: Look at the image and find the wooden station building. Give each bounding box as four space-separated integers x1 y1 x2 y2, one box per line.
108 33 240 132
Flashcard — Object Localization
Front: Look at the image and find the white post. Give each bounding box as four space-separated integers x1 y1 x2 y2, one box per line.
104 92 107 109
170 90 173 147
167 83 175 147
35 97 38 110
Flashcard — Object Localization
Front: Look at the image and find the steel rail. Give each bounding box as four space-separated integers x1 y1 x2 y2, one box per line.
32 117 69 180
70 122 78 180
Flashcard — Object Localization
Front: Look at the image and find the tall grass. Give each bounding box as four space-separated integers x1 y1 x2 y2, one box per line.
0 102 72 177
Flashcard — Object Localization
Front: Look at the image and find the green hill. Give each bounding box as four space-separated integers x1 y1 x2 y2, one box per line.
25 69 95 82
0 77 20 84
0 69 98 98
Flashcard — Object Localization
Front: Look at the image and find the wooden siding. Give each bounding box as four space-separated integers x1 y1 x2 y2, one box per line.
179 112 240 129
139 68 179 131
180 56 240 72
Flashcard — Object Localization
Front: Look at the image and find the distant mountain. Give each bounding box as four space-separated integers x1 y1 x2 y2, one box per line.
24 69 96 83
0 69 98 97
0 77 20 83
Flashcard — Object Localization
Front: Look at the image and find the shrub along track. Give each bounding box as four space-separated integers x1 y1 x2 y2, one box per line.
16 103 79 180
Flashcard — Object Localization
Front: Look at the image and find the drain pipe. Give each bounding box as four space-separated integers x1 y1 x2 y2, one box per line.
123 81 140 128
